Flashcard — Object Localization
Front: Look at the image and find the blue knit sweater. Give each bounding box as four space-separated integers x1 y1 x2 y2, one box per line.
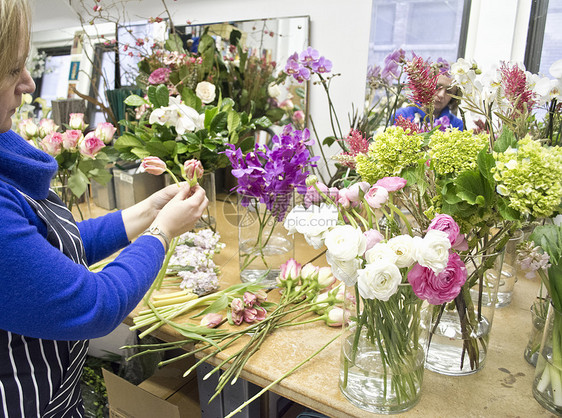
393 105 464 130
0 130 165 340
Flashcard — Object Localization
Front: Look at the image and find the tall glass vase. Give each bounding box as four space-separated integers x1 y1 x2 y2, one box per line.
237 193 294 287
339 284 429 414
524 298 549 367
532 302 562 415
195 172 217 232
424 251 503 375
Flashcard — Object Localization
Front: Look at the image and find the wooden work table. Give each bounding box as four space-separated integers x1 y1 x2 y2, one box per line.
117 198 555 418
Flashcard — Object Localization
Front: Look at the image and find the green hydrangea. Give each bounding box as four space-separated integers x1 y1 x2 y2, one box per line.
355 126 422 184
492 136 562 218
428 129 489 175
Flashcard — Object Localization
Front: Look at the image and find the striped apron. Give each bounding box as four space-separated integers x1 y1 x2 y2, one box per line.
0 190 89 417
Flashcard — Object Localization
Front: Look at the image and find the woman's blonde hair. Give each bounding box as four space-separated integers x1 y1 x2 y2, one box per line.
0 0 31 88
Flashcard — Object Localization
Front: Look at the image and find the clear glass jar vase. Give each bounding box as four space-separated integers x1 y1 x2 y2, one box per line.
532 302 562 415
524 299 549 367
424 251 503 376
339 284 429 414
237 193 294 287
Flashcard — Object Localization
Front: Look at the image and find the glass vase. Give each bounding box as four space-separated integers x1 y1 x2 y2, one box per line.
532 302 562 415
195 172 217 232
237 193 294 287
424 251 503 376
524 299 549 367
496 229 524 308
339 285 429 414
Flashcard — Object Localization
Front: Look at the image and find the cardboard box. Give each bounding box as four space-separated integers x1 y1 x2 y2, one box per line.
103 359 200 418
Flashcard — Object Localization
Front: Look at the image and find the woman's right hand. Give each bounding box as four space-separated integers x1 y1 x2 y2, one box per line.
150 184 208 239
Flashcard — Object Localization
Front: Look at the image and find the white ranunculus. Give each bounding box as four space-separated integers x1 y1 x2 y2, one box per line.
387 235 416 268
195 81 216 104
283 204 303 235
295 203 339 237
414 229 451 274
325 225 367 262
357 261 401 301
364 242 397 265
326 251 361 286
304 233 325 250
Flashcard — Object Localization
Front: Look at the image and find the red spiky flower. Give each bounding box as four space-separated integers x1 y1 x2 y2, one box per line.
404 55 439 108
499 62 537 118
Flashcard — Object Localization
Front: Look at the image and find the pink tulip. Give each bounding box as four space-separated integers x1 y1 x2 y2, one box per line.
230 298 245 314
183 159 204 186
94 122 117 144
62 130 82 149
200 313 223 328
79 132 104 158
254 306 267 321
254 289 268 304
243 307 258 323
141 156 167 176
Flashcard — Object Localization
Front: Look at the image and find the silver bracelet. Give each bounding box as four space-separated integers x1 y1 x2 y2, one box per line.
142 225 170 252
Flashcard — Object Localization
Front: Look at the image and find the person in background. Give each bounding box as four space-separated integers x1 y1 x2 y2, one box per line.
393 72 464 131
0 0 208 416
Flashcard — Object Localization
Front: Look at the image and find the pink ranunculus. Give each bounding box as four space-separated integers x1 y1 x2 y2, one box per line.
94 122 117 144
345 181 371 203
68 113 87 131
141 156 167 176
62 129 82 149
243 291 257 308
200 313 223 328
427 214 461 247
148 67 171 85
364 185 389 209
277 258 302 285
79 132 105 158
183 159 204 185
304 182 338 207
375 176 407 192
40 132 63 156
407 252 467 305
364 228 384 251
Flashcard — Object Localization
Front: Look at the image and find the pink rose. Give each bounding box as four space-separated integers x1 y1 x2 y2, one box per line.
292 110 305 123
38 119 58 138
243 291 257 308
94 122 117 144
18 118 39 140
364 185 389 209
375 176 407 192
407 252 467 305
62 130 82 149
79 132 105 158
428 214 462 248
324 306 350 327
40 132 63 156
200 313 223 328
68 113 87 131
364 229 384 251
148 67 171 85
141 156 167 176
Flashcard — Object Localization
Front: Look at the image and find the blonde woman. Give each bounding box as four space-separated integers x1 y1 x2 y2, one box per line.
0 1 208 415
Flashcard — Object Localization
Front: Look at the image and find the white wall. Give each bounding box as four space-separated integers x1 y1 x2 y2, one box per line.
31 0 373 165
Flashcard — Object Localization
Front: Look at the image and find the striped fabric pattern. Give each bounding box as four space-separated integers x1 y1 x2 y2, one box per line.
0 190 89 417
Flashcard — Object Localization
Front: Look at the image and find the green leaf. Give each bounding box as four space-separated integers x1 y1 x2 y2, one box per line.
204 107 219 129
493 127 517 153
477 147 495 187
210 111 228 133
147 85 158 108
114 133 144 151
124 94 147 107
496 197 520 221
227 110 241 134
265 107 286 123
194 294 229 318
89 168 113 185
68 170 89 197
181 88 202 111
131 147 151 159
221 97 235 110
322 136 337 147
455 170 492 206
252 116 272 128
164 33 185 53
156 84 170 107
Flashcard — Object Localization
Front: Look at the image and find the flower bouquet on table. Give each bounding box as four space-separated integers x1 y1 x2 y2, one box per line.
283 175 470 413
16 111 116 217
342 55 562 376
223 125 319 286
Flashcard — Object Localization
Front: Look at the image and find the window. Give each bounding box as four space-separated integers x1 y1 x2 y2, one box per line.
525 0 562 75
35 46 72 108
368 0 470 69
